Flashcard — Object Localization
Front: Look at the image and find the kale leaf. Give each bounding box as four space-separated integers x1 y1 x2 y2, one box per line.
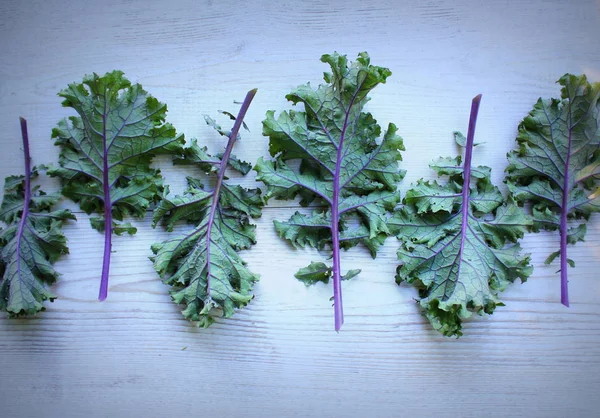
255 52 405 330
506 74 600 306
151 89 262 327
47 71 185 301
391 96 533 337
0 118 74 315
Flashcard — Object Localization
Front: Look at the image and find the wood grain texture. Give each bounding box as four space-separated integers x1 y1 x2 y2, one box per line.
1 0 599 417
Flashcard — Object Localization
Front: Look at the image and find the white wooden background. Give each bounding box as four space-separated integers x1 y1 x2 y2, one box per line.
1 1 599 417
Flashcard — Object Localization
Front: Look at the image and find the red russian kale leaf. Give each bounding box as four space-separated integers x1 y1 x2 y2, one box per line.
47 71 184 301
391 96 533 336
255 52 405 330
506 75 600 306
151 90 262 327
0 118 74 315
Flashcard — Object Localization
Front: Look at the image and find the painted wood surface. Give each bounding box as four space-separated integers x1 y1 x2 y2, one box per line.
0 1 599 417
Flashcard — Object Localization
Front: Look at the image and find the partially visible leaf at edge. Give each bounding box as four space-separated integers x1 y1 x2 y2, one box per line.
505 74 600 306
0 118 75 316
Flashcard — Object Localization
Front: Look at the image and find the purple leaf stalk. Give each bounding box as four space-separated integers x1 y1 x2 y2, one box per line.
99 109 112 301
204 88 257 297
330 114 350 331
15 117 32 280
559 129 573 307
458 94 482 258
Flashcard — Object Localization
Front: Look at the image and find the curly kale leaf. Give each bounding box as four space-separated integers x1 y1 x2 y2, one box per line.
46 71 185 301
151 89 262 327
391 96 533 337
254 52 405 330
506 74 600 306
0 118 75 316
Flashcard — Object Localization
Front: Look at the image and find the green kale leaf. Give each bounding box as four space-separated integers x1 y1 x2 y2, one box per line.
151 90 262 327
0 118 75 316
47 71 185 301
391 96 532 337
255 52 405 330
506 74 600 306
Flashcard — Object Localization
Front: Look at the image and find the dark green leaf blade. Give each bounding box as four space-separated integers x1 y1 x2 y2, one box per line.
152 211 259 326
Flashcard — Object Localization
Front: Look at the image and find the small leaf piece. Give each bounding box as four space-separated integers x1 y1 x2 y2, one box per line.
47 71 185 301
0 118 75 316
505 74 600 306
295 262 332 285
391 96 533 337
255 52 405 330
152 89 262 327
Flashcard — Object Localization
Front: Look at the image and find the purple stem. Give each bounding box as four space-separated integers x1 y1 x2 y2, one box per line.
15 117 32 281
329 82 367 331
331 102 359 331
331 193 343 332
99 100 112 301
457 95 482 268
559 220 569 306
204 88 257 296
559 128 573 307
